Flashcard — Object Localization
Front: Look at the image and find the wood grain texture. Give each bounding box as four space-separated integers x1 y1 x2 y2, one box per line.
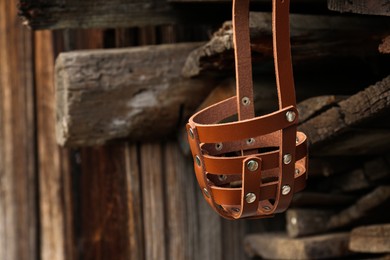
182 12 390 77
55 43 215 146
0 1 37 259
78 145 131 260
328 0 390 16
245 233 351 259
141 144 166 260
18 0 230 30
124 144 144 260
299 75 390 155
350 224 390 253
35 30 72 260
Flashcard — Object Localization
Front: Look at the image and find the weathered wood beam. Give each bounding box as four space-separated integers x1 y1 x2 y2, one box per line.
244 233 351 260
55 43 218 146
18 0 232 30
328 0 390 16
286 209 334 237
350 224 390 253
18 0 330 30
182 12 390 77
299 75 390 155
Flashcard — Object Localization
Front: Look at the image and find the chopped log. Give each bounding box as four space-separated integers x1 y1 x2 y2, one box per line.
350 224 390 253
332 168 372 192
182 12 390 77
299 75 390 155
291 192 356 207
286 187 390 237
379 36 390 54
18 0 231 30
0 1 37 259
328 0 390 16
244 233 351 260
327 186 390 229
56 43 218 146
297 96 345 123
286 209 334 238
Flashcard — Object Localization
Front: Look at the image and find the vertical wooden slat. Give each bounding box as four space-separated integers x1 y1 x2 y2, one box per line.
79 146 131 260
124 144 145 260
141 143 167 260
164 143 192 260
35 30 72 260
0 0 37 259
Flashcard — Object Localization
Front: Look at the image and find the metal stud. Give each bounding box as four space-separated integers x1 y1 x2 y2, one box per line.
232 208 240 213
247 160 259 172
245 193 256 204
188 128 195 139
215 143 223 151
283 154 292 165
286 111 296 122
242 97 250 106
282 185 291 195
203 188 210 198
246 138 255 145
296 137 299 144
218 175 227 182
195 155 201 167
295 168 300 176
263 206 271 211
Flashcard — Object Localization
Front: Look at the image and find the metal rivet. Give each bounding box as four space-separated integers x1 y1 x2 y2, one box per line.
246 138 255 145
245 193 256 204
215 143 223 151
283 154 292 165
295 168 300 175
296 137 299 144
203 188 210 198
263 206 271 211
247 160 259 172
282 185 291 195
286 111 296 122
218 175 227 181
232 208 240 213
195 155 201 167
242 97 250 106
188 128 194 139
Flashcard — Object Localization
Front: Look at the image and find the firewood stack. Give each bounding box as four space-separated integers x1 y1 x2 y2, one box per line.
182 6 390 260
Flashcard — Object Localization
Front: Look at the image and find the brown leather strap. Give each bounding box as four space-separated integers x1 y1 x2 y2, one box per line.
186 0 308 219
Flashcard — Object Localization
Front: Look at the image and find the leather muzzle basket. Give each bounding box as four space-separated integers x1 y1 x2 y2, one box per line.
187 0 308 220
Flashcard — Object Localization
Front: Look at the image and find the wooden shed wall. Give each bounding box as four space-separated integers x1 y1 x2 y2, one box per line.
1 0 390 260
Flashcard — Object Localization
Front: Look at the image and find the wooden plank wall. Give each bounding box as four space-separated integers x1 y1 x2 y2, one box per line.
39 25 247 260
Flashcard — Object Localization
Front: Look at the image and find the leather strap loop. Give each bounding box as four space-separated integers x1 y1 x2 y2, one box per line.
186 0 308 219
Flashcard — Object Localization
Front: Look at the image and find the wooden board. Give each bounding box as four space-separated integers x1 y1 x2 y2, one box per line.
55 43 217 147
182 12 390 77
35 30 74 260
18 0 231 30
379 36 390 54
350 224 390 253
244 233 351 259
0 1 37 260
328 0 390 16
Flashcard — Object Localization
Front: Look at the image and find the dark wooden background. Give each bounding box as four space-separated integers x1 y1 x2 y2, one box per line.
1 0 389 260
